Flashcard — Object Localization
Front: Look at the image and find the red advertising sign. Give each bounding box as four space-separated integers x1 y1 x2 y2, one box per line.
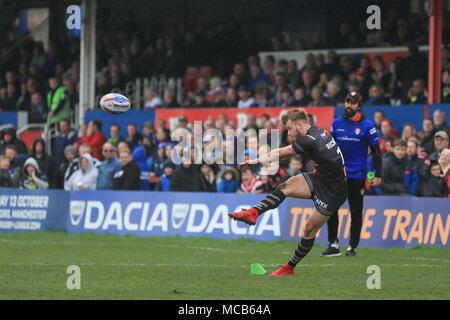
155 107 335 131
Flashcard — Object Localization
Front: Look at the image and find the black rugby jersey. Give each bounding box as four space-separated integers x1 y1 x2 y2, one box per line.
292 125 346 183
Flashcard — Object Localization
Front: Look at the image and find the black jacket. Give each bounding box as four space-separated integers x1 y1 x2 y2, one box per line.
0 127 27 155
419 130 436 157
113 160 141 190
420 176 449 198
170 164 206 192
0 168 13 188
32 138 57 188
380 152 409 195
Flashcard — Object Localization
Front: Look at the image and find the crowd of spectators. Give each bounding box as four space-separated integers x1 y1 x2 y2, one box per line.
0 109 448 198
0 8 449 197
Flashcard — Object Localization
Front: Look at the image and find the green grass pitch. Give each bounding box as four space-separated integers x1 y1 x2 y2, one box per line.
0 232 448 300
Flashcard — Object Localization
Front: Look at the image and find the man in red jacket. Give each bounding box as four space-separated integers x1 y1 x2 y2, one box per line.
81 120 106 160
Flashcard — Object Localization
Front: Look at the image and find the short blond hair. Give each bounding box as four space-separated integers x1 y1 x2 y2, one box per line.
281 108 309 125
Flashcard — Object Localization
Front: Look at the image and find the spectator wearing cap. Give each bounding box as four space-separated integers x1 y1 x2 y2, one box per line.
80 119 106 160
108 124 125 148
144 88 163 110
0 127 27 155
249 65 272 91
113 149 141 190
155 161 174 191
96 142 122 190
427 131 449 162
237 85 257 109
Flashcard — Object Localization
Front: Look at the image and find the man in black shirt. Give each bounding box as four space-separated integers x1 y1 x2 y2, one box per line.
229 108 347 276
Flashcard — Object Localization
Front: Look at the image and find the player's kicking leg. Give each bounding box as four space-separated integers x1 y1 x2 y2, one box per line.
229 174 327 276
228 174 311 225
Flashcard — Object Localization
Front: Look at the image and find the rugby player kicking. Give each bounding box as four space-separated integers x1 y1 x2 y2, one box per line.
229 108 348 276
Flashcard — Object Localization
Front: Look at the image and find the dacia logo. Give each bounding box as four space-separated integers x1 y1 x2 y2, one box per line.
70 201 86 226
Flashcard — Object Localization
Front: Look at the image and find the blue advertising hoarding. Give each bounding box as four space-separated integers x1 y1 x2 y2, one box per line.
0 189 69 232
66 191 285 241
282 196 449 248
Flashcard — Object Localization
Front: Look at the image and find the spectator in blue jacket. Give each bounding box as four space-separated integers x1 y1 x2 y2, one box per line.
217 166 239 193
155 162 174 191
150 143 167 178
97 142 122 190
132 143 150 190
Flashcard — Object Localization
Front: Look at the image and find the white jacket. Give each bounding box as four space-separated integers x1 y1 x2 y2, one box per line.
64 154 99 190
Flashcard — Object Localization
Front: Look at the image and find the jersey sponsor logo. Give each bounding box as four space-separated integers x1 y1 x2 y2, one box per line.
369 127 377 135
326 139 336 150
313 195 328 209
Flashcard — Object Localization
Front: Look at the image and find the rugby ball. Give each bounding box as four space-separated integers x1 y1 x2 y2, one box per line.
100 93 130 114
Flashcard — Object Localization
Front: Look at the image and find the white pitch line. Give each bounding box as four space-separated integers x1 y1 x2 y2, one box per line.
1 262 443 269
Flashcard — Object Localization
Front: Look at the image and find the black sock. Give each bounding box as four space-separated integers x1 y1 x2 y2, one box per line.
254 188 286 215
288 237 315 267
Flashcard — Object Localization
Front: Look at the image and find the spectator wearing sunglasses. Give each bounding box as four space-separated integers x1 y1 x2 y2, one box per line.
96 142 122 190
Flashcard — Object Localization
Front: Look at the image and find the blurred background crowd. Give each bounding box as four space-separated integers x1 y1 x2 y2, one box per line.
0 0 449 197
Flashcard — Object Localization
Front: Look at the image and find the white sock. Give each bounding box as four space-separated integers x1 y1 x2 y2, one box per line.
347 247 353 251
331 243 339 249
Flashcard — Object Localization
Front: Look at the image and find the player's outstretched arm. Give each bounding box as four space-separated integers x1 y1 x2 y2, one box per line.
238 145 296 169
